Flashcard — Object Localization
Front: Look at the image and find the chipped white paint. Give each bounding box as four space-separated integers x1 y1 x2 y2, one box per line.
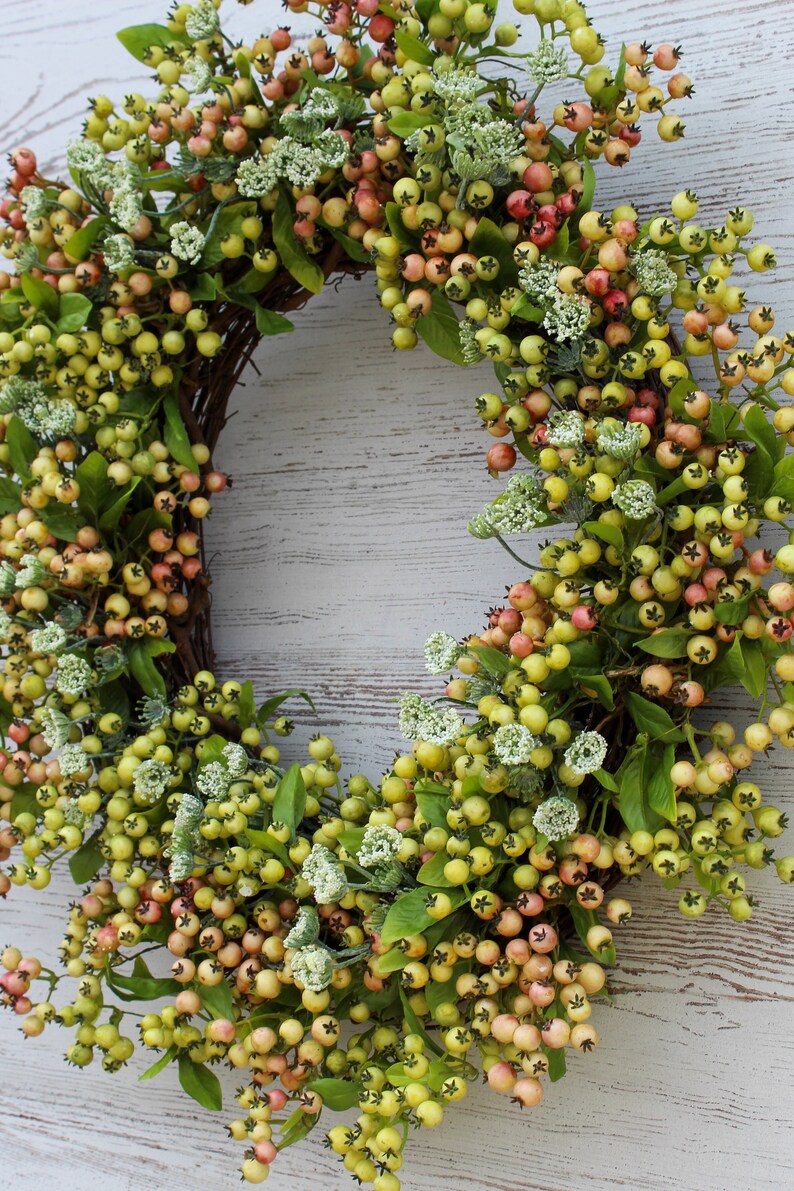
1 1 794 1188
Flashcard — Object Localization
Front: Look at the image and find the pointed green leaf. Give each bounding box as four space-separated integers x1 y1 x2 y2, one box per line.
306 1077 363 1110
177 1054 222 1110
272 763 307 838
273 192 324 293
163 392 196 470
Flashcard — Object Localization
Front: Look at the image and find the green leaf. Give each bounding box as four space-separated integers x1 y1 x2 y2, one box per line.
636 628 692 658
743 403 780 497
739 637 767 699
399 988 444 1056
128 640 167 699
0 476 21 514
68 829 104 884
543 1044 567 1082
197 979 234 1020
117 23 187 62
255 306 294 336
56 292 93 333
387 111 435 138
617 739 663 834
188 274 217 302
583 519 623 550
594 768 619 793
623 691 685 742
245 827 291 867
713 596 750 626
139 1045 177 1081
277 1106 315 1150
567 904 616 965
63 215 108 262
394 29 436 65
177 1053 222 1111
257 688 316 724
306 1077 363 1110
98 678 130 722
163 392 196 470
647 742 677 822
576 673 614 710
467 644 513 674
38 506 84 542
108 956 182 1001
468 217 519 288
337 827 366 856
6 416 38 479
201 200 257 268
705 634 745 693
272 763 307 838
325 226 372 265
381 885 467 942
273 192 324 294
238 680 256 728
509 293 544 324
10 783 38 819
415 790 449 829
416 289 465 366
21 273 58 318
98 476 141 532
384 200 420 251
571 155 595 232
75 451 114 524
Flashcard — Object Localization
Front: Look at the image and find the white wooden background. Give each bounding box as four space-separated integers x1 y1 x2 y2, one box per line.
2 2 794 1188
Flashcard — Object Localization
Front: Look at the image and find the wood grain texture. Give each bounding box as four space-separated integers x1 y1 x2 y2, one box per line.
2 1 794 1188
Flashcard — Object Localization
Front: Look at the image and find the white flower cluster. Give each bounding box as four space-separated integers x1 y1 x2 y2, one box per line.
196 760 230 800
424 631 461 675
40 707 72 749
547 409 585 449
169 221 205 265
0 611 13 641
633 249 678 297
284 906 320 949
29 623 67 654
109 184 142 233
533 795 580 842
15 554 45 589
596 421 643 460
458 318 483 366
398 693 462 746
290 943 334 992
236 132 349 197
102 233 136 273
358 824 402 868
222 742 248 777
133 758 173 804
519 259 559 303
54 654 91 696
542 293 591 342
168 792 204 882
280 87 339 139
65 139 113 188
183 55 214 94
184 0 220 40
480 472 547 537
0 562 15 596
612 479 657 520
493 723 540 766
2 378 76 439
20 185 48 223
450 117 524 183
432 66 482 103
301 844 349 904
564 730 608 775
526 40 569 86
58 743 89 778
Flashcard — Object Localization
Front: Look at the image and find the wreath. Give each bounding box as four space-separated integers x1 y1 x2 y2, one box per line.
1 0 792 1185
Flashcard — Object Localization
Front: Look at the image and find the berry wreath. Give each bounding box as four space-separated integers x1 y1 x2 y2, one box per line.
1 0 793 1186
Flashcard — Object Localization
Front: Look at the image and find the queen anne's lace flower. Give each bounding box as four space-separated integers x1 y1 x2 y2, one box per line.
519 259 559 303
633 249 678 297
185 0 220 40
223 742 248 777
612 479 657 520
493 723 540 766
65 139 113 187
564 730 608 775
29 623 67 655
20 185 48 222
526 40 569 85
133 758 173 804
547 410 585 449
102 233 136 273
169 221 206 264
40 708 72 750
284 906 320 949
301 844 349 904
0 611 13 641
424 631 461 675
183 55 214 93
398 693 462 745
196 760 229 800
432 66 482 103
543 293 591 342
482 472 548 536
109 184 142 233
597 422 643 460
449 118 524 183
533 795 580 841
235 156 275 198
168 792 204 881
459 318 482 365
15 554 45 589
358 824 402 867
55 654 92 696
291 943 334 992
58 743 89 778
